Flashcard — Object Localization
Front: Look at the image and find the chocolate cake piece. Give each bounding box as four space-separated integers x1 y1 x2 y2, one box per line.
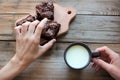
36 2 54 21
41 20 61 40
16 14 36 26
16 1 61 41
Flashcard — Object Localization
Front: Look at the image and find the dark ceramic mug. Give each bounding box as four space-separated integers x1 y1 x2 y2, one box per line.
64 42 100 70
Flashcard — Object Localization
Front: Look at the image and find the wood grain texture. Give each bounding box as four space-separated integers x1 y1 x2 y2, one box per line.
0 14 120 43
0 0 120 80
0 41 119 80
15 3 77 36
0 0 120 15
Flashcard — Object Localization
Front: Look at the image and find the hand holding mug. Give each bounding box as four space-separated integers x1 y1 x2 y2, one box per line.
92 46 120 80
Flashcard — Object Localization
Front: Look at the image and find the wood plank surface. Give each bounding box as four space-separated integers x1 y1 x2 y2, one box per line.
0 41 120 80
0 0 120 80
0 14 120 43
0 0 120 15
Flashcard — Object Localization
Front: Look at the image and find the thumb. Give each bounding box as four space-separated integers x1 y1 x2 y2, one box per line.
42 39 56 53
93 58 111 72
38 39 56 57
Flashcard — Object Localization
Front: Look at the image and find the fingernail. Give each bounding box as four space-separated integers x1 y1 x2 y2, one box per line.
35 20 39 23
54 39 56 41
42 18 48 22
25 21 31 24
53 39 56 42
16 25 22 28
44 18 48 21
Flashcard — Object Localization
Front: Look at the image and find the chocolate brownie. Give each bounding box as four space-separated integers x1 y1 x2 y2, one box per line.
16 1 61 41
16 14 36 26
36 2 54 21
41 20 61 40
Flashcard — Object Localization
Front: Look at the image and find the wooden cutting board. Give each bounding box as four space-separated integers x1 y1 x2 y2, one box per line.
54 3 76 36
15 3 76 45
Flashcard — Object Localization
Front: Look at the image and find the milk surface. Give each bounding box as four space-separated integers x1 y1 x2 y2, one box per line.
66 45 90 69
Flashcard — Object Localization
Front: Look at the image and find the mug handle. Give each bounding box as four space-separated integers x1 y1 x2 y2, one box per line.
92 52 101 58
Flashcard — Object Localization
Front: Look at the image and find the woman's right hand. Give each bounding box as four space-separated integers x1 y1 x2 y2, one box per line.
92 46 120 80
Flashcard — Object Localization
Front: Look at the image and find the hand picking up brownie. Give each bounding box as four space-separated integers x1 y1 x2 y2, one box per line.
16 2 61 41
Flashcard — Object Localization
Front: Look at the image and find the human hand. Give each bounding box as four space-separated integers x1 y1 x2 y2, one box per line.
0 18 56 80
92 46 120 80
13 18 56 66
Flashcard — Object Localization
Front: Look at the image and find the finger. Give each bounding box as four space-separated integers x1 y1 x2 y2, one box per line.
92 59 101 71
28 20 39 34
14 26 21 34
14 26 22 39
93 58 111 72
92 63 99 71
21 22 30 35
95 65 100 71
40 39 56 53
92 63 96 69
95 46 116 59
34 18 48 39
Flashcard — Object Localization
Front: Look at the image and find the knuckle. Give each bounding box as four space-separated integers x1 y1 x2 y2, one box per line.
30 20 39 26
16 36 22 42
114 54 120 59
22 23 26 27
22 22 30 26
95 48 99 51
24 37 29 42
16 25 22 29
32 40 38 45
31 39 38 44
14 27 18 33
103 46 108 49
15 26 21 32
21 26 24 30
30 22 35 27
37 26 43 30
16 37 20 41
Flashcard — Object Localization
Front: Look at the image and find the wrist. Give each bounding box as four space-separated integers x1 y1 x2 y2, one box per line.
0 55 29 80
10 55 29 68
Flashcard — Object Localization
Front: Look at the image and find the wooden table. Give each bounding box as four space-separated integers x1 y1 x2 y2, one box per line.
0 0 120 80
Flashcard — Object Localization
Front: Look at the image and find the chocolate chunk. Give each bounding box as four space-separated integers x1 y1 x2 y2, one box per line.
41 20 61 40
16 15 36 26
16 1 61 41
36 2 54 21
